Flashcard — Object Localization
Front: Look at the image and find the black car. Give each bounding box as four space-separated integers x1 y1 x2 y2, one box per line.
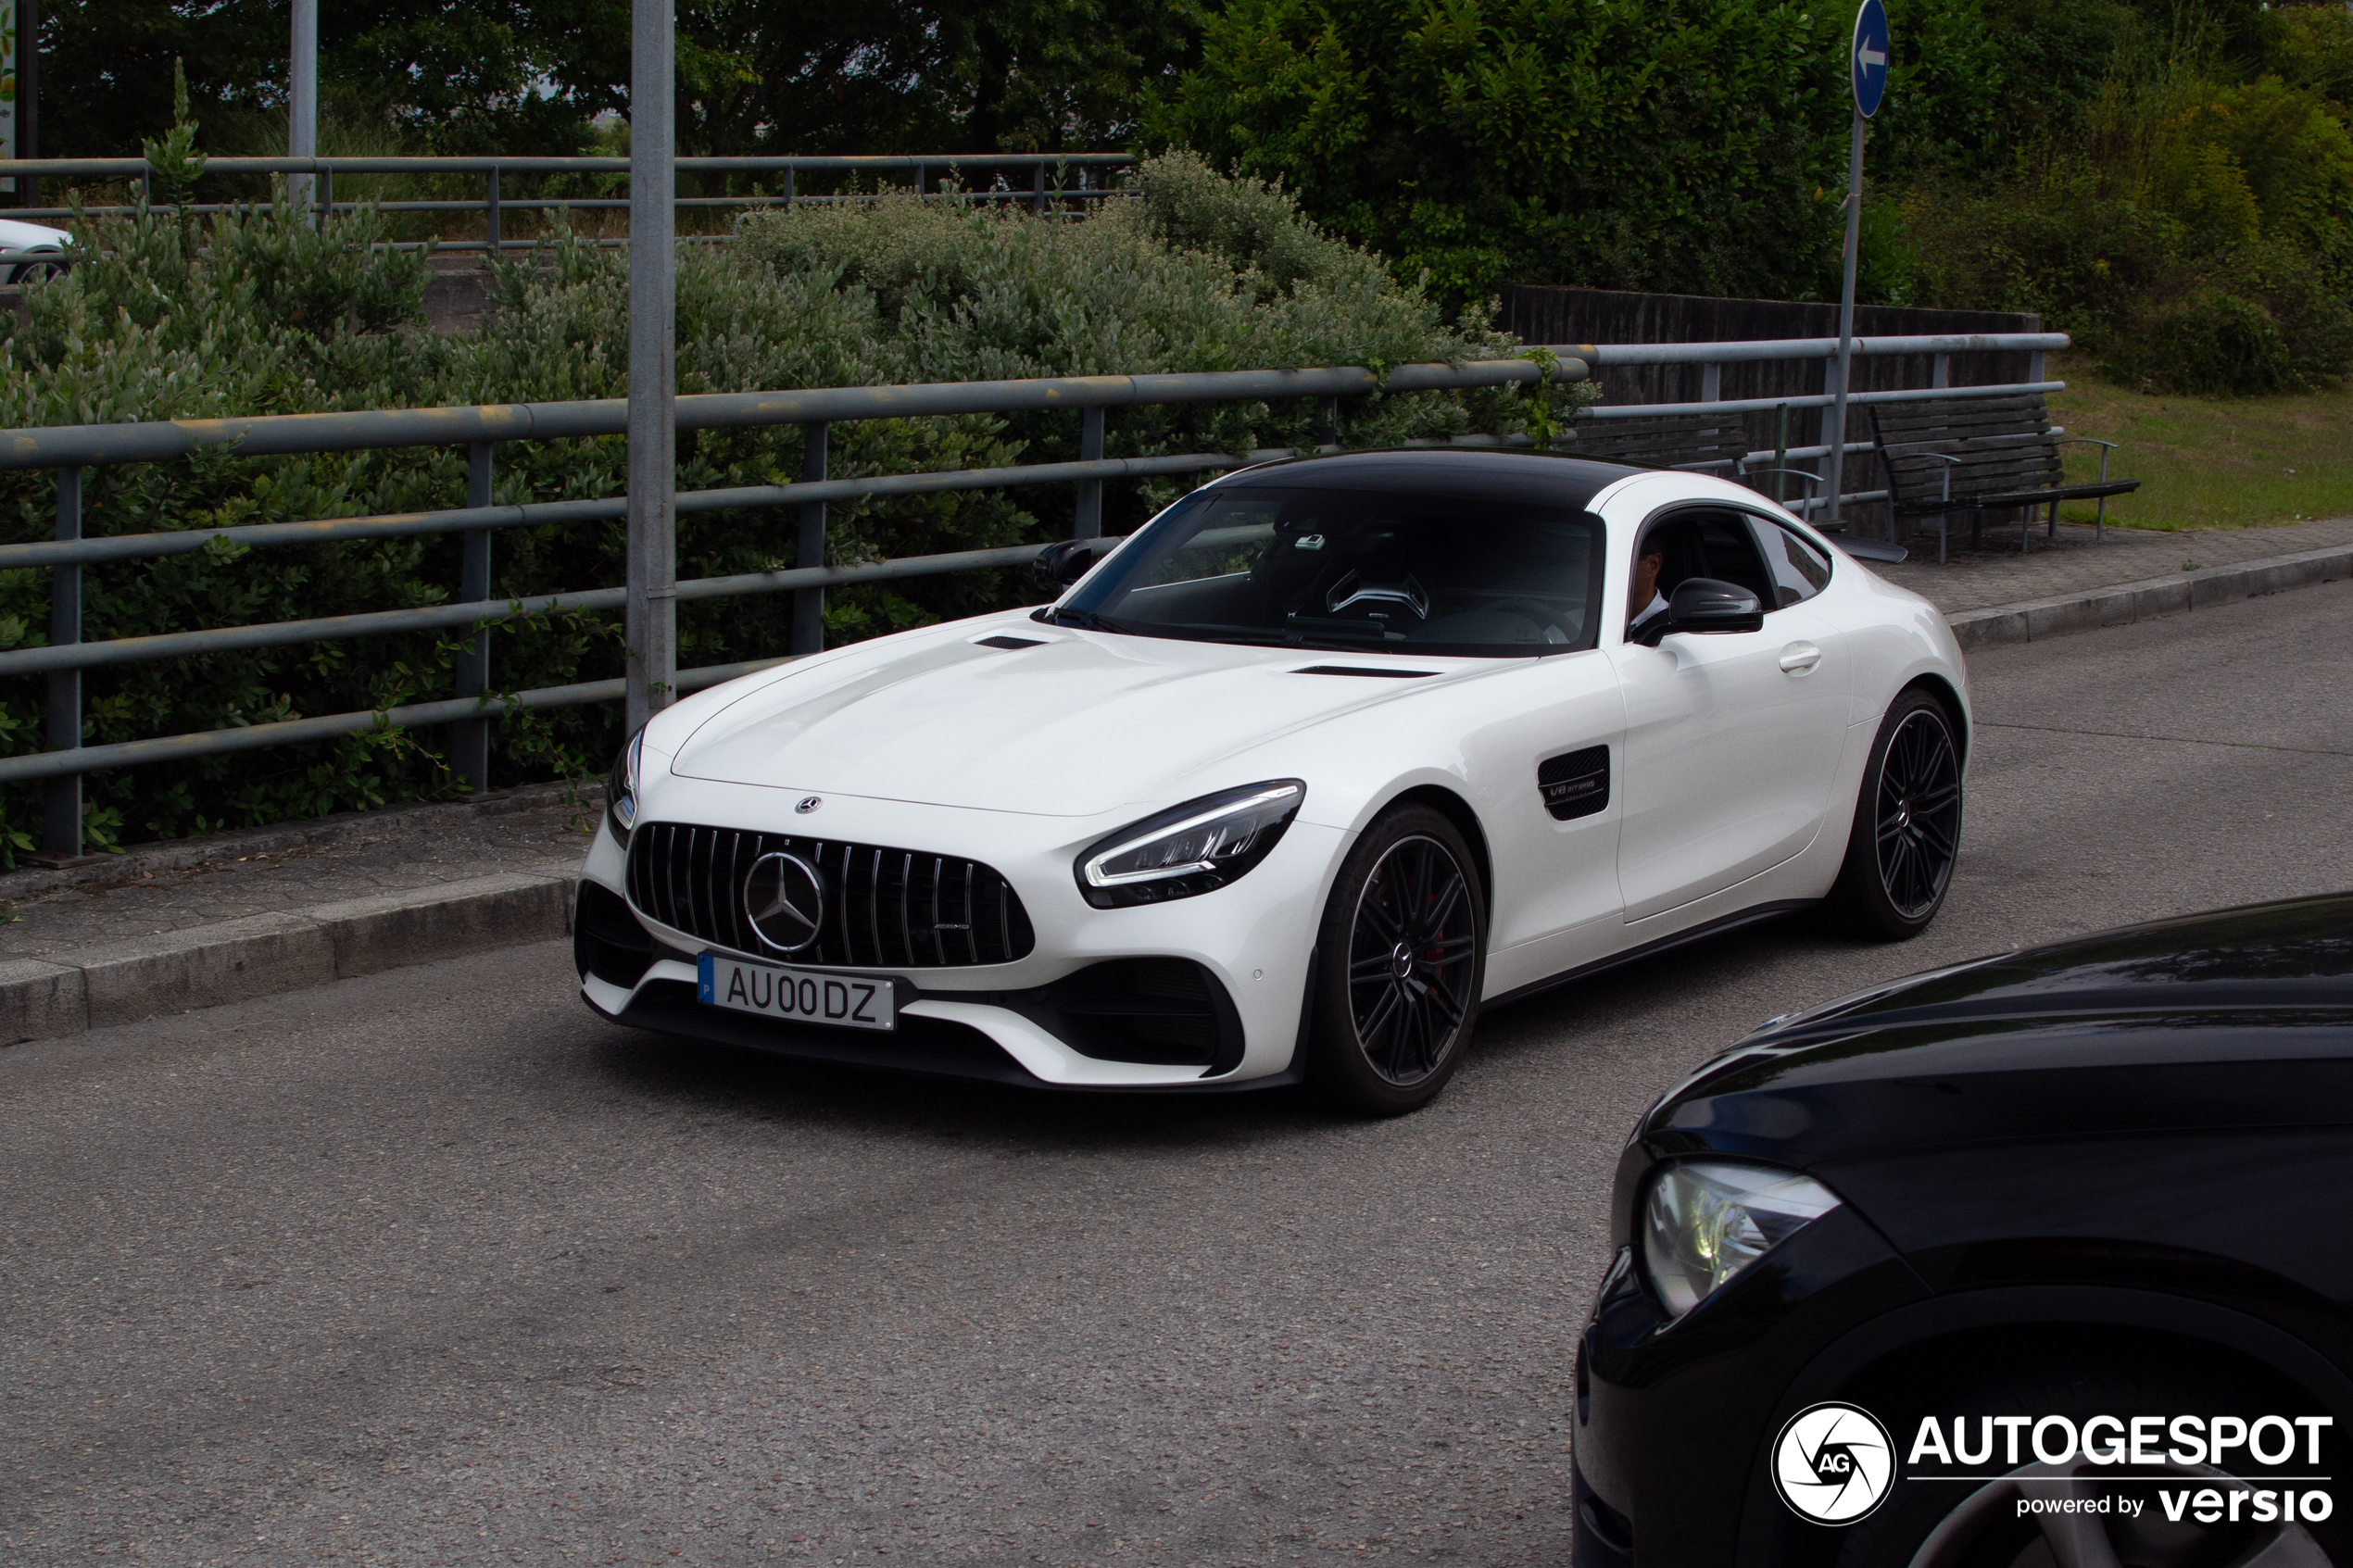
1575 893 2353 1568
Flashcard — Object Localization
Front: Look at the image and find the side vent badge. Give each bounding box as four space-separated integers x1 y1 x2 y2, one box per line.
1537 746 1610 822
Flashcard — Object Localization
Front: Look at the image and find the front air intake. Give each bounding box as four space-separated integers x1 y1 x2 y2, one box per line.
626 822 1036 970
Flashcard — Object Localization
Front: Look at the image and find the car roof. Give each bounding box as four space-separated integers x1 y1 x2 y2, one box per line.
1209 447 1642 513
0 218 72 248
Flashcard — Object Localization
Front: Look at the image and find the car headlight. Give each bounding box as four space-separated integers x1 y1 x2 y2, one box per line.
1076 780 1304 909
1642 1160 1842 1321
607 728 645 847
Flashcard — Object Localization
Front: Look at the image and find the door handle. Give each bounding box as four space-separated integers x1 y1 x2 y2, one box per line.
1779 642 1822 674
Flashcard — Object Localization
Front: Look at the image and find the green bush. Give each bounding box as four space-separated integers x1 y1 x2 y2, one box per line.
0 158 1586 853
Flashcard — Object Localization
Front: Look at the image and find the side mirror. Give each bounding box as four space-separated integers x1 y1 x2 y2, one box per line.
1036 537 1105 588
1640 577 1765 645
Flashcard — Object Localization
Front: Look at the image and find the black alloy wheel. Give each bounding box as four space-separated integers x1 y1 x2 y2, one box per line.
1307 805 1486 1115
1831 688 1964 940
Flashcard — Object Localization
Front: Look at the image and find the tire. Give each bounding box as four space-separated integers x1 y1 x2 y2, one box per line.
1304 805 1487 1116
1828 687 1964 940
1834 1365 2327 1568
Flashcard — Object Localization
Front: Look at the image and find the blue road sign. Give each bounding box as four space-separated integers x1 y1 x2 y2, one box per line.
1851 0 1891 119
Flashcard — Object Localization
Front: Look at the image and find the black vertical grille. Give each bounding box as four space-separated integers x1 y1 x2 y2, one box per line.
625 821 1035 969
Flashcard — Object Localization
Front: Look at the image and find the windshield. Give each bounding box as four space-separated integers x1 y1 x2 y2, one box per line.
1057 485 1605 657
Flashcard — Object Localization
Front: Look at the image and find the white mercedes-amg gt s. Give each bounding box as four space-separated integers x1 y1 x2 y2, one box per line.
574 449 1969 1113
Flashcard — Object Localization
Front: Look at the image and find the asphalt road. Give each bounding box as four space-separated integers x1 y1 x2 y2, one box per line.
6 582 2352 1568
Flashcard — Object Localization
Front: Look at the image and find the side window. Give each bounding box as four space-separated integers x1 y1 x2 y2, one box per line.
1689 511 1775 606
1631 509 1776 621
1748 520 1832 608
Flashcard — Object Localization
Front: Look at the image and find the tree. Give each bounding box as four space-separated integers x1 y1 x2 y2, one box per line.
37 1 600 157
1148 0 2009 312
36 1 1196 162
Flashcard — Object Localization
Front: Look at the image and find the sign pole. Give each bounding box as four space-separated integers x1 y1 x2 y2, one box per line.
1825 0 1888 532
1825 106 1864 527
624 0 678 734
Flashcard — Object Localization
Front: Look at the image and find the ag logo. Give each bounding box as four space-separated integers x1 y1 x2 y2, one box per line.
1772 1402 1895 1524
744 852 825 952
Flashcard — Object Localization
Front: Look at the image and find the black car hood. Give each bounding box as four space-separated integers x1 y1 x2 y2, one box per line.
1641 893 2353 1165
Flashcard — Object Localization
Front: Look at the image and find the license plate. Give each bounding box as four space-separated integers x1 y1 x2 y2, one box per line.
698 954 895 1032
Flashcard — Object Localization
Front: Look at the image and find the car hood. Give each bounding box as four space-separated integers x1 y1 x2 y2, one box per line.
670 620 1480 817
1638 893 2353 1164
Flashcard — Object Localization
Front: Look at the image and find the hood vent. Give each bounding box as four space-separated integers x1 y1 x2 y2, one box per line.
975 634 1047 650
1293 665 1438 679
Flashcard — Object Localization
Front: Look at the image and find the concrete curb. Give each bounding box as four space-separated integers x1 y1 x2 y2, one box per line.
1945 542 2353 651
3 539 2347 1047
0 865 578 1046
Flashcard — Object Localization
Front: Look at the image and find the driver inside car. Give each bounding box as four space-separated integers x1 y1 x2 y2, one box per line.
1628 542 1668 637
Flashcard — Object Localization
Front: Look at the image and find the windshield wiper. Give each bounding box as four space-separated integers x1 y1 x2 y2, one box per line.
1051 608 1134 633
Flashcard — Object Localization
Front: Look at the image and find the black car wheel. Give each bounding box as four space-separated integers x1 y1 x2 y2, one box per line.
1306 805 1486 1115
1830 687 1962 939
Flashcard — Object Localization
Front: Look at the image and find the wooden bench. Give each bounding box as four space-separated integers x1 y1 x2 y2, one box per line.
1556 408 1836 517
1556 410 1753 477
1869 393 2138 561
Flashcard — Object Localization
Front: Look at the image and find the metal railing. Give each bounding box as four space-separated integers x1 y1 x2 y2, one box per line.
0 154 1135 251
1567 332 2069 518
0 331 2062 858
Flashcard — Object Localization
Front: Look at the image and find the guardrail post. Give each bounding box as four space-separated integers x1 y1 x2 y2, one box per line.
1033 163 1047 216
1316 395 1340 448
453 443 494 793
43 470 83 859
794 423 827 655
318 168 333 223
1771 403 1790 506
484 167 501 255
1699 362 1721 403
914 161 926 196
2028 349 2045 385
781 168 794 210
1931 352 1949 390
1075 408 1105 539
1814 352 1843 521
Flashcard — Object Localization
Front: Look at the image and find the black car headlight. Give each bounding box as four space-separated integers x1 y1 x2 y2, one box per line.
606 728 646 847
1642 1160 1842 1321
1076 781 1304 909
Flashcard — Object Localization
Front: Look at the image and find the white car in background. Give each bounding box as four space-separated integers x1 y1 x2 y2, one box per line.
573 449 1969 1113
0 217 73 284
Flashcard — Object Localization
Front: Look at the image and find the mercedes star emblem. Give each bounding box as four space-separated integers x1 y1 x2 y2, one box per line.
743 851 825 952
796 796 823 814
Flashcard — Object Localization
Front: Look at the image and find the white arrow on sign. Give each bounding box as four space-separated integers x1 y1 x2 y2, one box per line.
1856 41 1887 69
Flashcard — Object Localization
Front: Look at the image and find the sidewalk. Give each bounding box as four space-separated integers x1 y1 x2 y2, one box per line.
0 515 2346 1045
1871 513 2353 615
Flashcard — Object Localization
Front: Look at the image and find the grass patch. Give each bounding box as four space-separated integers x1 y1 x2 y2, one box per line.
2045 357 2353 531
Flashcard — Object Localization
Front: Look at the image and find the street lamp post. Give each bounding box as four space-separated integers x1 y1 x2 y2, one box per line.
288 0 317 218
624 0 677 734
